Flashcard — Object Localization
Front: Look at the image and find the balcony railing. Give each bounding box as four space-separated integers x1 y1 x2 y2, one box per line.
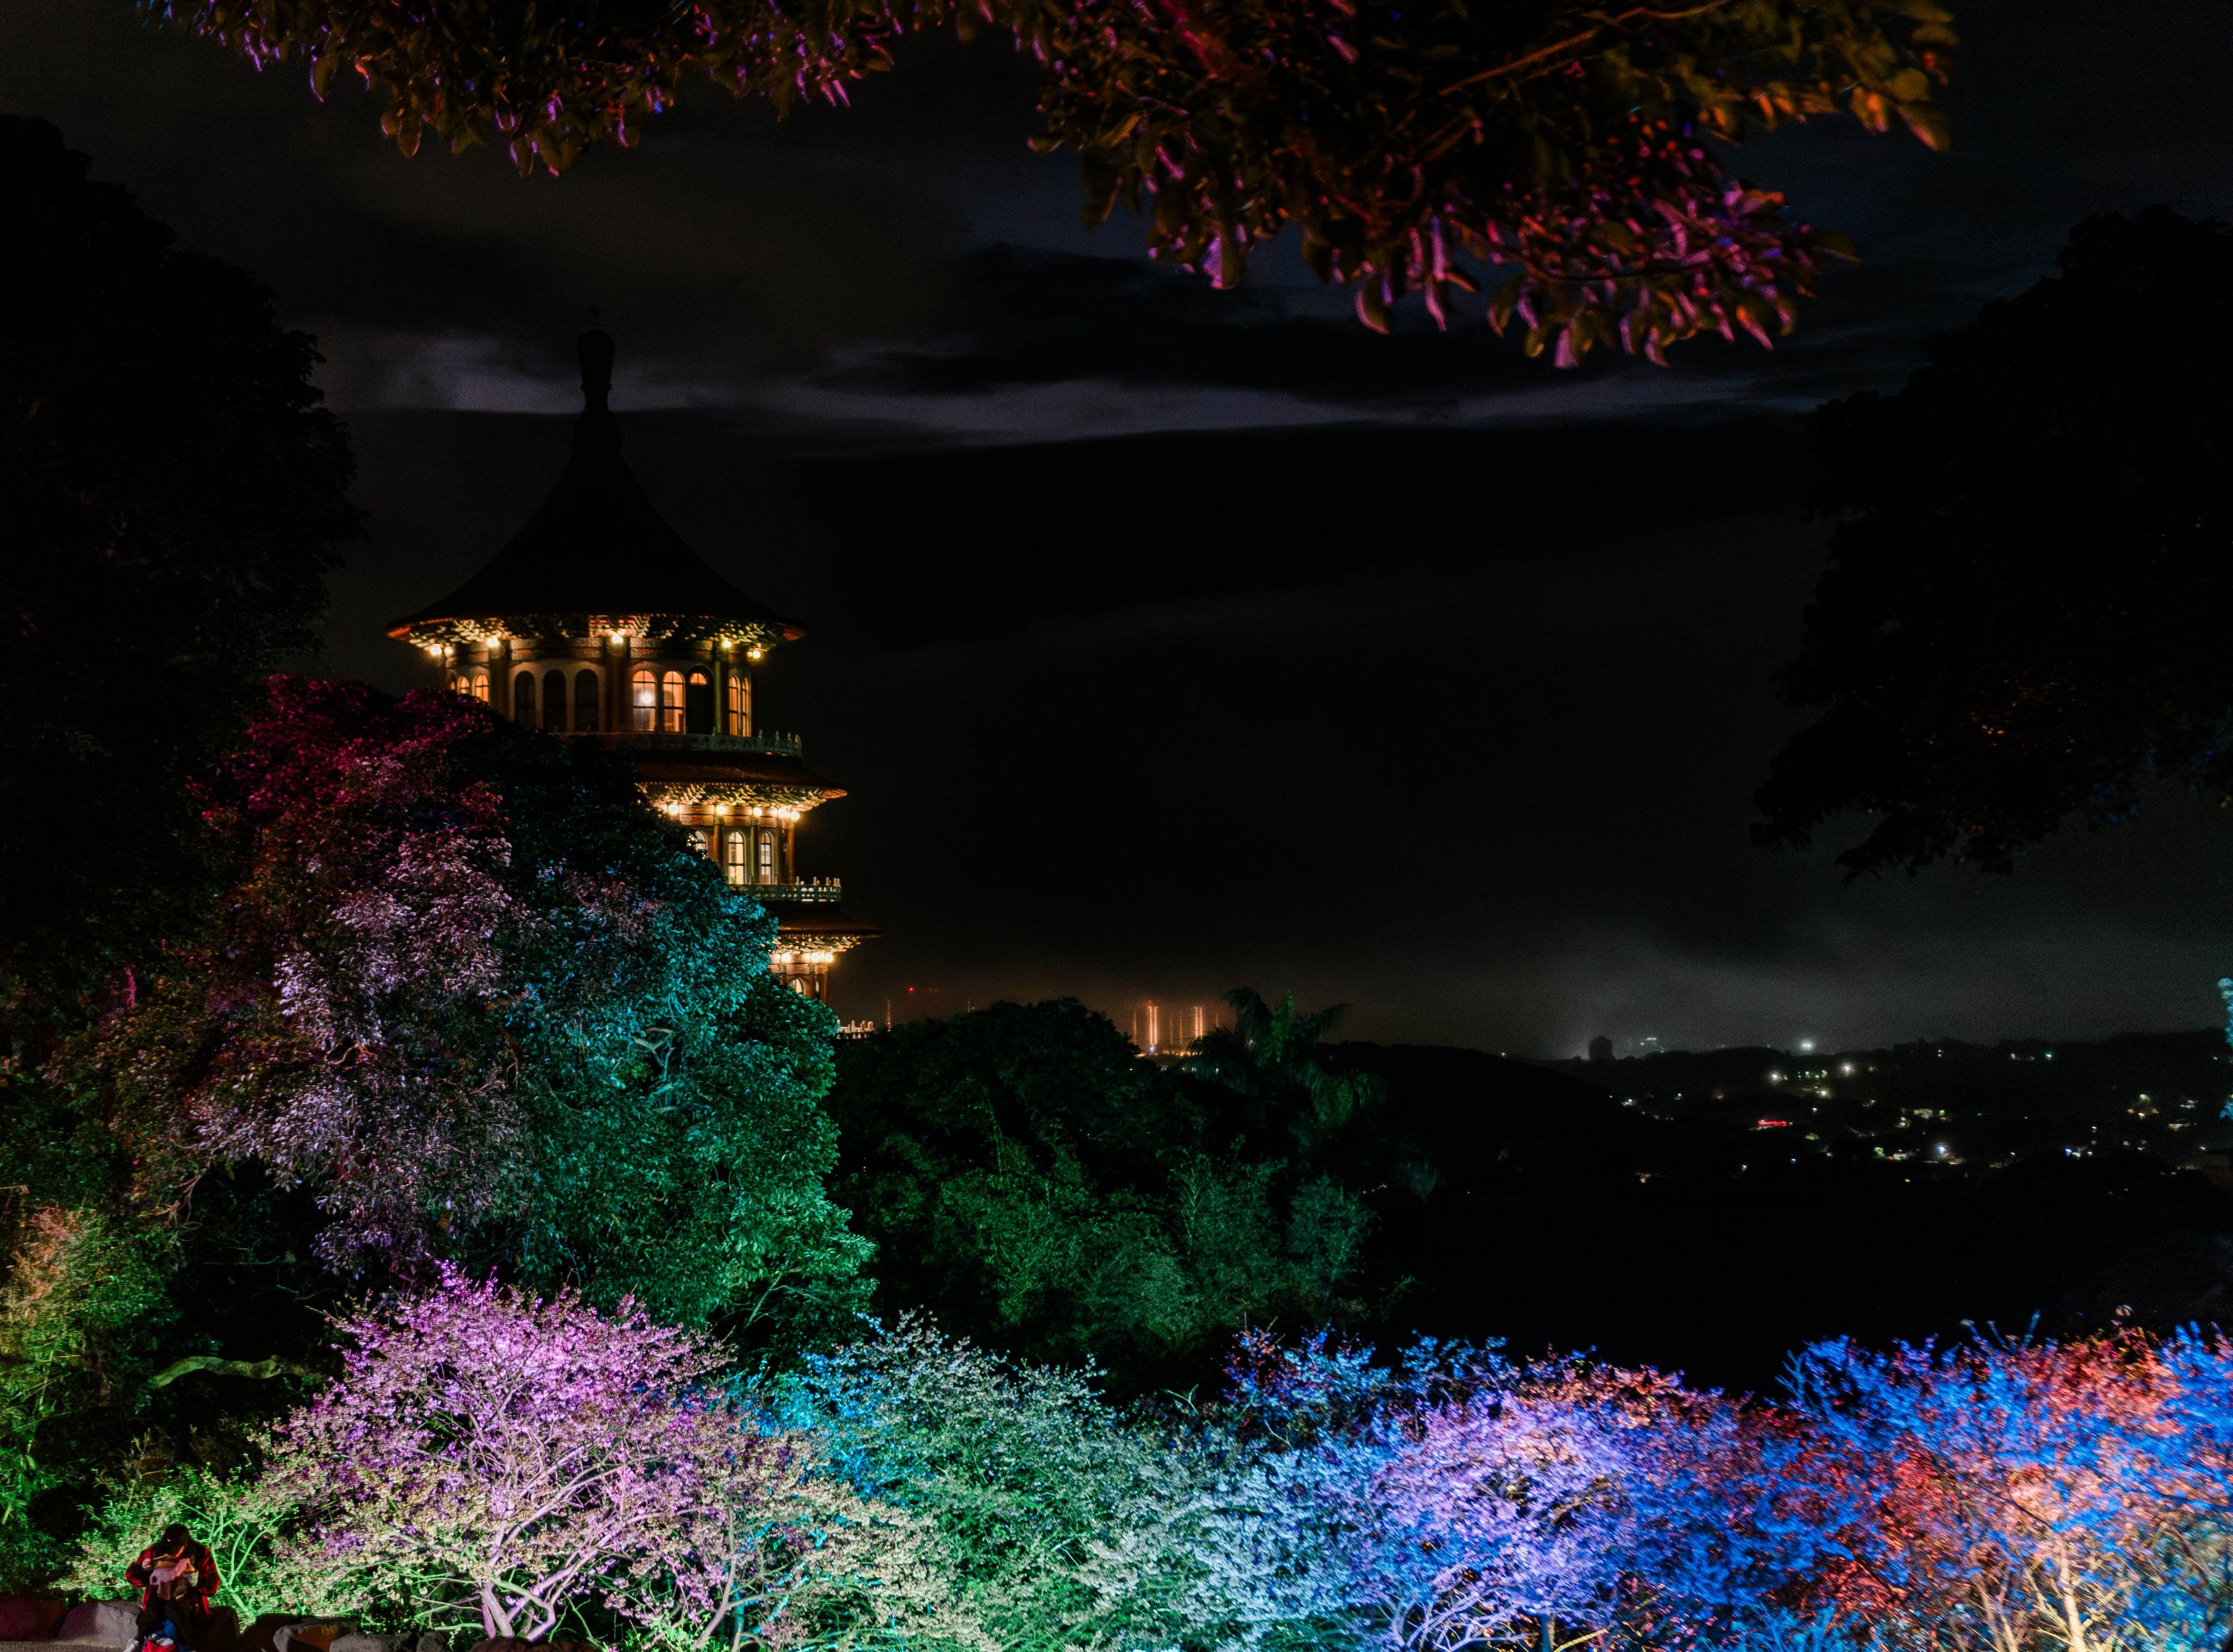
737 879 844 903
591 731 804 757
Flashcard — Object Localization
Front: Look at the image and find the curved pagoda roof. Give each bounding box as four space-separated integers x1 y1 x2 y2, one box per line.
388 331 802 644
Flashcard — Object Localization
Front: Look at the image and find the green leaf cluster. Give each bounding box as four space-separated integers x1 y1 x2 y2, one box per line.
766 1320 1218 1652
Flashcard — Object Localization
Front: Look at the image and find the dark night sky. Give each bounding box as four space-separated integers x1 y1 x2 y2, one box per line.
10 0 2233 1050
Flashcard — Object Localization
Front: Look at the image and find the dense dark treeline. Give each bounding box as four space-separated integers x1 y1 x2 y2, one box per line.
823 1016 2233 1397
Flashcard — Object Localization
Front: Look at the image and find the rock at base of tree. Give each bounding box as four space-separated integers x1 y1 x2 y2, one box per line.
56 1603 138 1647
0 1598 68 1641
463 1637 534 1652
236 1615 298 1652
273 1621 353 1652
409 1636 445 1652
329 1635 400 1652
195 1607 242 1652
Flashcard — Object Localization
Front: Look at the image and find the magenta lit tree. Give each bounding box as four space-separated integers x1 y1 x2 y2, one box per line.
268 1269 798 1641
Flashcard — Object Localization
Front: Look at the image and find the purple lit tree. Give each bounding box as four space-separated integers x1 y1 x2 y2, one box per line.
268 1270 795 1641
1200 1335 1694 1650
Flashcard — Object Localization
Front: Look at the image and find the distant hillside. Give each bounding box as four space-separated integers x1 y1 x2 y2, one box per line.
1321 1037 2233 1395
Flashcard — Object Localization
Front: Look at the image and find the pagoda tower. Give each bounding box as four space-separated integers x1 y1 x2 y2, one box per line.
387 330 876 1001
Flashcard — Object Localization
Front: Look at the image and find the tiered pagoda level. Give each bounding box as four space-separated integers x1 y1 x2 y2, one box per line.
388 330 877 1000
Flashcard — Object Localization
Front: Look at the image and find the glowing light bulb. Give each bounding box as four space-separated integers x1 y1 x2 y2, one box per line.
714 803 729 815
747 648 764 661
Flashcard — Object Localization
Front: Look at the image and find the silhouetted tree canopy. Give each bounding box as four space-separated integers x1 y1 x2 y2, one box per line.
825 999 1370 1390
164 0 1953 360
1755 208 2233 877
0 115 360 1027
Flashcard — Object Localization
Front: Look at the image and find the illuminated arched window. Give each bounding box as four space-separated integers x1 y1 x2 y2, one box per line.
723 828 749 887
725 674 749 736
756 829 777 885
451 673 471 695
542 670 566 731
574 669 601 732
660 670 686 733
468 667 490 703
790 977 814 995
686 670 713 736
512 671 536 725
687 828 710 857
631 667 658 732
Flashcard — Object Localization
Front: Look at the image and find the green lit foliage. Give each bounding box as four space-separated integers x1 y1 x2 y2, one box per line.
155 0 1952 359
825 1000 1369 1390
1755 209 2233 877
0 115 358 1031
771 1319 1221 1652
70 678 869 1341
62 1462 318 1620
0 1062 335 1587
0 1205 174 1587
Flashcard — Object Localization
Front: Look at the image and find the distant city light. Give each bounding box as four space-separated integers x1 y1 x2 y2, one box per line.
1840 1062 1856 1076
1798 1039 1815 1053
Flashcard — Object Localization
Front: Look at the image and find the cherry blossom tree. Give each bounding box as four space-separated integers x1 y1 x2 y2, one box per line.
268 1270 744 1639
267 1270 942 1645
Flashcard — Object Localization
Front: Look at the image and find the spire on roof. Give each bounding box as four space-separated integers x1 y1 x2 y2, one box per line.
386 330 802 643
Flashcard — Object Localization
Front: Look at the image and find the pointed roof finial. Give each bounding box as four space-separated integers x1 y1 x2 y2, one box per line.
577 326 615 414
573 326 618 456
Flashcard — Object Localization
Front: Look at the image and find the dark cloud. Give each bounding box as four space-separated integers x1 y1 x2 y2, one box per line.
12 0 2233 1049
818 243 1554 403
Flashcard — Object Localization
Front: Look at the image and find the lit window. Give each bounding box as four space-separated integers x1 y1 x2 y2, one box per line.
686 670 713 736
791 978 812 995
469 667 490 703
660 670 686 733
574 670 601 733
687 828 709 857
725 673 749 736
452 673 471 695
757 829 776 884
631 667 658 732
723 829 748 887
543 670 566 731
512 671 536 725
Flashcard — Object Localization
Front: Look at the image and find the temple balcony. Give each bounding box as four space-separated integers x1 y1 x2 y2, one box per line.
585 730 805 757
737 878 845 903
